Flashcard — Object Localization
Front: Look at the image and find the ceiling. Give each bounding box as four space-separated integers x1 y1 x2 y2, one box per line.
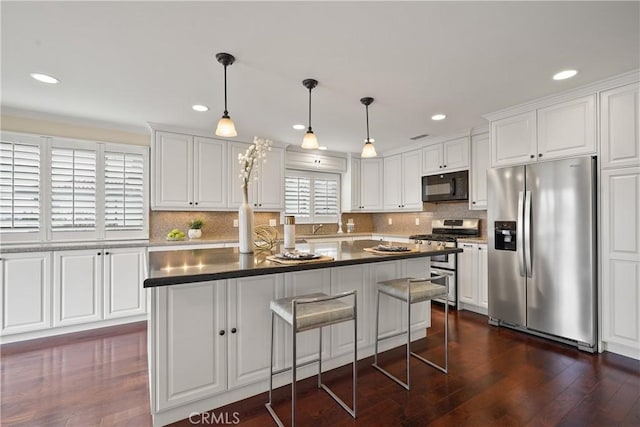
2 1 639 154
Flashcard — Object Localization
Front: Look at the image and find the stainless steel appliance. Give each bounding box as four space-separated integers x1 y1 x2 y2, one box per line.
422 170 469 202
411 218 481 308
487 156 597 352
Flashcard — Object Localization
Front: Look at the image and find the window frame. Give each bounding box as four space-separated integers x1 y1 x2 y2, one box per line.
284 169 341 224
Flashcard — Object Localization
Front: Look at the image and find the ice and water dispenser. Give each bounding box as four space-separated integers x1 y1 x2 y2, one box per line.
494 221 517 251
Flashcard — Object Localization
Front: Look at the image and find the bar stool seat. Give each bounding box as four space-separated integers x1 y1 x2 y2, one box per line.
266 291 357 426
373 276 449 390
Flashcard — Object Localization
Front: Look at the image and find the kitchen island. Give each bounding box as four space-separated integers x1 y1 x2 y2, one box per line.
145 239 461 426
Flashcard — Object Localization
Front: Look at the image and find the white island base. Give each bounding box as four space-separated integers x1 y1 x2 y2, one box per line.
147 258 433 426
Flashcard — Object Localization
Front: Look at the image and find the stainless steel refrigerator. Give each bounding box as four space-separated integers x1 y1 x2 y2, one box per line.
487 156 597 352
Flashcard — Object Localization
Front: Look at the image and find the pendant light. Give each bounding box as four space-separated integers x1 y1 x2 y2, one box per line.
215 52 237 137
360 97 377 158
301 78 319 149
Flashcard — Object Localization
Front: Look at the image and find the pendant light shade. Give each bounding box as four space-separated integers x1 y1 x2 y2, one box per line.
301 79 319 149
360 97 377 158
215 52 237 137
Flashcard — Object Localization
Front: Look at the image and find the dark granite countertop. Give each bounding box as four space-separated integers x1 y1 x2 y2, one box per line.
145 239 462 288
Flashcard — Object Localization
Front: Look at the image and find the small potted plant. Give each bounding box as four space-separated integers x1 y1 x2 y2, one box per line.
188 219 204 239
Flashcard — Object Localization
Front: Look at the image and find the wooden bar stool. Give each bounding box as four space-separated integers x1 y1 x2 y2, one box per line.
372 276 448 390
265 290 357 426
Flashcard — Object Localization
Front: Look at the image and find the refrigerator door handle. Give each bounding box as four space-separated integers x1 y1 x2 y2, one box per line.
517 191 525 276
524 190 532 278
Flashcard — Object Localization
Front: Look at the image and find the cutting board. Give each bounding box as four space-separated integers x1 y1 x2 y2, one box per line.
266 255 335 265
363 247 420 256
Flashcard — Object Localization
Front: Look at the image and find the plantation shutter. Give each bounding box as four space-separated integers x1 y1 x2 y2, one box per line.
285 170 340 223
51 147 97 230
104 151 145 230
285 175 311 219
0 141 40 232
313 178 339 216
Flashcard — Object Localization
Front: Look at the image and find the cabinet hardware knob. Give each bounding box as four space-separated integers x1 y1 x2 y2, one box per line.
254 203 258 207
97 252 102 255
105 252 110 255
219 330 225 336
472 201 476 204
398 205 401 208
259 204 262 207
478 247 482 250
530 155 535 159
231 328 237 334
443 165 447 168
189 202 193 205
195 202 198 205
538 153 543 157
439 165 442 168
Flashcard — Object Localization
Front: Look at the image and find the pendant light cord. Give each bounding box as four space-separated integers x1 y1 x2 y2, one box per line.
223 65 229 116
307 87 313 132
365 104 370 142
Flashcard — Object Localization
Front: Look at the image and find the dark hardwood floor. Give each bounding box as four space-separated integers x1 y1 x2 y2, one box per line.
2 308 638 426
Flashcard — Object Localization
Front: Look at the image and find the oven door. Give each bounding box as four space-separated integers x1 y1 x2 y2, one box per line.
430 250 456 269
431 267 456 307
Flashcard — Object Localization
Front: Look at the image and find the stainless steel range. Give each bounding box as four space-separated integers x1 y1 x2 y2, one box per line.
410 218 480 308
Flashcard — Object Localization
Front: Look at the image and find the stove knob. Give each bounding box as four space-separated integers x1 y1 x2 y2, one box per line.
427 241 432 245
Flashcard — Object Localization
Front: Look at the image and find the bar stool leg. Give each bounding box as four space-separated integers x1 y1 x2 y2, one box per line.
318 327 322 389
268 312 275 408
291 313 297 426
406 292 411 390
373 289 380 365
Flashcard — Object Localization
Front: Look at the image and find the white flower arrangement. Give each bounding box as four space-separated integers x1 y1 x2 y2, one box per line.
238 136 272 199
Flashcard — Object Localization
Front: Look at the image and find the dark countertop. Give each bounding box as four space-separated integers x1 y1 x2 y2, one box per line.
145 239 462 288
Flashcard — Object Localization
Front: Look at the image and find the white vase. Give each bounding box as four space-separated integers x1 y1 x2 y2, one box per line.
238 201 254 253
188 229 202 239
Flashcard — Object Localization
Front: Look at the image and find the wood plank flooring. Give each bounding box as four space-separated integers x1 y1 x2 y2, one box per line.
2 308 638 426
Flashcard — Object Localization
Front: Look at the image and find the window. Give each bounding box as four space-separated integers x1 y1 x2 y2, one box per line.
285 170 340 223
0 140 41 233
104 151 145 230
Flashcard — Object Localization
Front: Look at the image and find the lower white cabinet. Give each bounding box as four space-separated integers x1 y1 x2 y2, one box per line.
330 264 370 357
458 243 488 314
0 252 52 335
53 250 102 327
601 167 640 359
104 247 147 319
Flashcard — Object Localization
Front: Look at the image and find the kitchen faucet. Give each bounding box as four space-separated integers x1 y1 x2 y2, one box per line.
312 224 324 235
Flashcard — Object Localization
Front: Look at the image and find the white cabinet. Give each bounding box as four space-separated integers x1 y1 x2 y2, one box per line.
470 132 490 210
457 243 488 314
490 95 596 167
229 142 284 211
152 131 227 210
360 158 384 211
537 94 596 161
286 150 347 172
601 167 640 359
347 157 362 211
601 83 640 169
103 247 147 319
422 137 469 174
53 249 102 326
383 150 422 211
330 264 370 357
491 111 538 167
0 252 51 335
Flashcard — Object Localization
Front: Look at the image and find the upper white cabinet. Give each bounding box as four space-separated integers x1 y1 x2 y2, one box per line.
228 141 284 211
0 252 51 335
383 150 422 211
286 150 347 172
152 131 227 210
601 82 640 169
422 137 469 174
345 157 362 211
490 95 596 167
470 132 490 210
537 94 596 161
360 158 384 211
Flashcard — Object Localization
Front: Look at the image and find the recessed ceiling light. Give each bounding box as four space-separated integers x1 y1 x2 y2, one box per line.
318 146 328 150
293 124 305 130
553 69 578 80
192 104 209 112
30 73 59 84
431 114 446 121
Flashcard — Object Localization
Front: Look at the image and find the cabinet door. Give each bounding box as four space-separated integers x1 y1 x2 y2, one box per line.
383 155 403 210
193 137 227 209
256 146 285 210
350 158 362 210
601 167 640 355
227 274 283 388
537 95 596 160
330 264 369 358
457 243 477 305
443 137 469 171
477 245 488 309
53 250 102 326
470 133 490 209
601 83 640 169
402 150 423 210
360 158 384 210
370 261 404 341
283 269 331 366
153 131 192 209
103 247 146 319
422 144 443 174
228 141 253 208
402 258 430 331
155 281 227 410
0 252 51 335
491 111 537 167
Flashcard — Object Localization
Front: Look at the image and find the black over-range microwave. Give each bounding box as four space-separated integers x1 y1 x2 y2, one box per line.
422 170 469 202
